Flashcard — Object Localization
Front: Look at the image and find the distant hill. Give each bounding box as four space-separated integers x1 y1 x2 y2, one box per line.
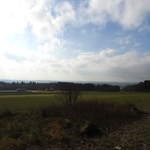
0 80 120 92
0 79 136 88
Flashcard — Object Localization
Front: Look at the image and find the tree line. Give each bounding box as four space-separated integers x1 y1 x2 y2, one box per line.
0 81 120 92
123 80 150 92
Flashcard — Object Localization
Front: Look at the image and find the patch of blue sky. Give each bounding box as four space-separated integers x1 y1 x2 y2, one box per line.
62 19 150 60
135 31 150 52
63 22 125 52
117 27 150 53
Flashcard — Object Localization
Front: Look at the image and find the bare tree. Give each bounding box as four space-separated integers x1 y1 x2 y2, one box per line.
63 89 80 105
62 83 80 105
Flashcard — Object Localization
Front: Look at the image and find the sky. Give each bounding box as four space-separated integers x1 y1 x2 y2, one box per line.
0 0 150 82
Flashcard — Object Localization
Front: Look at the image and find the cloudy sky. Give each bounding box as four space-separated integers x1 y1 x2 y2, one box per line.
0 0 150 82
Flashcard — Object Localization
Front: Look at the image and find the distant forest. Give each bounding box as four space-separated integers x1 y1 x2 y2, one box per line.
0 80 150 92
0 81 120 92
123 80 150 92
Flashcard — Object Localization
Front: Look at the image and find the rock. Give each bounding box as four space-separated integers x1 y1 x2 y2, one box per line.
114 146 122 150
80 122 103 137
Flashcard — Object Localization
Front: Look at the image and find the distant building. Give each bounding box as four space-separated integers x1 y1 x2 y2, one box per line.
48 87 55 91
16 88 26 92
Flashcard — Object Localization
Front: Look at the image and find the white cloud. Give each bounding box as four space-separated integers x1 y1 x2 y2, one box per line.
0 0 75 39
68 49 150 82
1 47 150 82
115 35 141 50
24 0 75 40
0 0 149 40
80 0 150 28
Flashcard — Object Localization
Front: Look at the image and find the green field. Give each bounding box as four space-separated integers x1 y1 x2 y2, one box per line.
0 92 150 111
0 93 58 112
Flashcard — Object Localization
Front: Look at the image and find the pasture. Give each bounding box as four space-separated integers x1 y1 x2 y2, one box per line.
0 92 150 111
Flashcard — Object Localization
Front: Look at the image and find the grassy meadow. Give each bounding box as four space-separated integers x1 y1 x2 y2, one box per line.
0 92 150 111
0 92 150 150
